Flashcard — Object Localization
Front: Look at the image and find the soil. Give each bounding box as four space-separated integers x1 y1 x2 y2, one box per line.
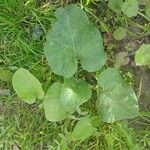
134 67 150 111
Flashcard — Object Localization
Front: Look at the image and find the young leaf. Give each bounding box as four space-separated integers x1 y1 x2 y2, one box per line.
108 0 123 13
72 116 97 140
135 44 150 66
44 82 75 122
114 52 129 68
44 4 106 78
145 1 150 20
12 68 44 104
60 78 92 108
97 68 139 123
0 68 13 82
122 0 139 18
113 27 126 41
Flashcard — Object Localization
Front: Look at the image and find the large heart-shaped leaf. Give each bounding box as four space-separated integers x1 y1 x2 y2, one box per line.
97 68 139 123
135 44 150 66
44 4 106 78
121 0 139 18
60 78 92 108
72 116 97 140
12 68 44 104
44 82 72 122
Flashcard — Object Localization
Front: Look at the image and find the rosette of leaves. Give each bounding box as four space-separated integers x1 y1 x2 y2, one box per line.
12 4 140 126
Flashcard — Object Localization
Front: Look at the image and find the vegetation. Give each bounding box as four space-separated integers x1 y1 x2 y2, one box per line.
0 0 150 149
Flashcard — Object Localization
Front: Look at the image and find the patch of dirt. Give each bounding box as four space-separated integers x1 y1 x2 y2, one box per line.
134 67 150 111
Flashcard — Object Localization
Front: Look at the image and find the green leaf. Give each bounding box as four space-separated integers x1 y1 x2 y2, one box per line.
122 0 139 18
135 44 150 66
60 78 92 108
44 82 72 122
145 1 150 20
44 4 106 78
12 68 44 104
44 79 91 122
72 116 97 140
97 68 139 123
113 27 126 41
0 68 13 82
114 52 129 68
108 0 123 13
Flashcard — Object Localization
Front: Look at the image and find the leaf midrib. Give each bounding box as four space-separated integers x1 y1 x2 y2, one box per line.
65 12 76 54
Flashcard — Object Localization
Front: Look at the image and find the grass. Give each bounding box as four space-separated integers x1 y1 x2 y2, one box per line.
0 0 150 149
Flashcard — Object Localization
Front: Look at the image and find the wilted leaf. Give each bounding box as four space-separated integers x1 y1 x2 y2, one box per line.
44 82 71 122
32 25 43 40
135 44 150 66
12 68 44 104
0 89 10 96
122 0 139 18
108 0 123 13
113 27 126 41
60 78 92 108
12 144 20 150
97 68 139 123
44 4 106 78
72 116 97 140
